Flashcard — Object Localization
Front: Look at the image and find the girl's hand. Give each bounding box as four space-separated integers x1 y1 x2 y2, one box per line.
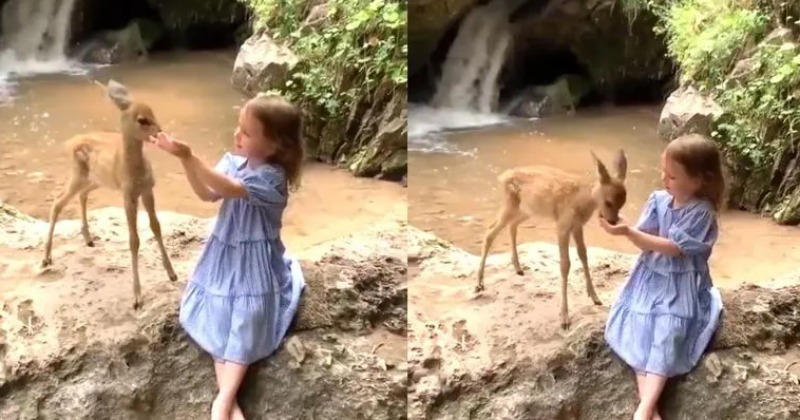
148 132 192 159
599 216 630 236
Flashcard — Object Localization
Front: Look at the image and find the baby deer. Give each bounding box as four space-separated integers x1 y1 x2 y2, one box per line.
41 79 178 310
476 150 628 330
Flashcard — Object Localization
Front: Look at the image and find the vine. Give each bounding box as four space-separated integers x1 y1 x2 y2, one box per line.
240 0 407 119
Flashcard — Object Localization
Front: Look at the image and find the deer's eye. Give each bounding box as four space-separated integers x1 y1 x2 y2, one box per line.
137 117 151 126
605 200 613 207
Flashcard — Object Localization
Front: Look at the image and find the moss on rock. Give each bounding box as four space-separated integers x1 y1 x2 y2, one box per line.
239 0 407 181
628 0 800 224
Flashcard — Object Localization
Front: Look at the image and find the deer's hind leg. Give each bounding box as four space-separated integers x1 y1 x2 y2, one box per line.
42 178 89 267
573 226 602 306
508 212 530 276
79 184 99 247
141 188 177 282
477 205 519 292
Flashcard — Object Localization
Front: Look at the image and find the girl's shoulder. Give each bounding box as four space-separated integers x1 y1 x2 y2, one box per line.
649 190 713 214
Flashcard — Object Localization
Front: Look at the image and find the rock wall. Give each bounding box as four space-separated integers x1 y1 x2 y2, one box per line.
645 1 800 224
232 1 407 182
409 0 674 106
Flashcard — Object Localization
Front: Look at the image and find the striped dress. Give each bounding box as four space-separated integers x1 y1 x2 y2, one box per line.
179 152 305 365
605 190 723 377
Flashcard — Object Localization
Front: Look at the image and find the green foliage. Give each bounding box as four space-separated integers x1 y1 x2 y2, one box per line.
240 0 407 119
623 0 800 168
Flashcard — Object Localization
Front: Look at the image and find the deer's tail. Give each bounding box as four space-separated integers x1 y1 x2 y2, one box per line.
498 170 521 207
65 137 92 175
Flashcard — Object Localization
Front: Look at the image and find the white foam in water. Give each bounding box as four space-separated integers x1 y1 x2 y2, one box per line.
410 0 524 155
408 104 514 154
0 0 88 101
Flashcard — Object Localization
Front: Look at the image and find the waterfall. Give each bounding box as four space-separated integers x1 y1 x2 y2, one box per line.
0 0 83 77
431 0 514 113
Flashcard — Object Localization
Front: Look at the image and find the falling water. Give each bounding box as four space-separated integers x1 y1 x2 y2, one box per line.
409 0 518 152
0 0 84 77
431 0 514 113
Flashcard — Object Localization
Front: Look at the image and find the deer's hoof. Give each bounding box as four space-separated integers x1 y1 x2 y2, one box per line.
474 284 485 293
168 273 178 282
133 301 141 311
561 321 570 331
516 269 524 276
592 299 603 306
86 240 95 247
41 257 52 268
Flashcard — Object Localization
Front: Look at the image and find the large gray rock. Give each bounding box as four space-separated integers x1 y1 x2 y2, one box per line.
658 84 724 142
231 31 299 96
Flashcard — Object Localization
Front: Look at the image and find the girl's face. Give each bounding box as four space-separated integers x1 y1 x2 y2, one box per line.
660 152 701 200
233 104 275 159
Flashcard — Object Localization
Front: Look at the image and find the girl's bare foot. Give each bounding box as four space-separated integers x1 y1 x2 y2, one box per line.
232 402 246 420
211 394 233 420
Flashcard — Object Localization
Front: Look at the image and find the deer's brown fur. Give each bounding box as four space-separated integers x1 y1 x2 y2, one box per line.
42 79 177 310
476 150 628 330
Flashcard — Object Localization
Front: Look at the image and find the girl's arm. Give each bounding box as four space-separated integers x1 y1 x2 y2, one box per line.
624 227 681 256
182 155 248 199
180 158 219 202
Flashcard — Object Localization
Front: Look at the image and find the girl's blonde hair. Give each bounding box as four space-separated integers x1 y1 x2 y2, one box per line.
246 94 304 191
664 134 726 212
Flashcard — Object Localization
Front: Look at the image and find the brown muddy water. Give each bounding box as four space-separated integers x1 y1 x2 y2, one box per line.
0 50 406 252
408 105 800 288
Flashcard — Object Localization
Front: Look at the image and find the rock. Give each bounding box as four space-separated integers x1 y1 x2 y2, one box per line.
0 204 407 419
70 18 163 65
145 0 247 44
231 31 299 96
506 74 590 118
408 227 800 420
657 85 724 142
309 82 408 181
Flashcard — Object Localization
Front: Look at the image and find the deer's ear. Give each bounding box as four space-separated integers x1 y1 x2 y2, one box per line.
614 149 627 182
106 79 132 111
591 150 612 184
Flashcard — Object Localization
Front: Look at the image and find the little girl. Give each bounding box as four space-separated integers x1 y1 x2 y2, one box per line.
148 94 306 420
599 134 725 420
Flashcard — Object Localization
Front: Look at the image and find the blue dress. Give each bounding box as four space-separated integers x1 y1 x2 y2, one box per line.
605 190 723 377
179 152 306 365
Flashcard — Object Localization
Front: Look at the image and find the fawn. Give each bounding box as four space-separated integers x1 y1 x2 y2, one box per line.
476 150 628 330
41 79 178 310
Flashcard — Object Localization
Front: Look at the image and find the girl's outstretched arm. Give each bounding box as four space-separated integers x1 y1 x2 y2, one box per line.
182 155 248 199
180 158 219 202
625 228 681 257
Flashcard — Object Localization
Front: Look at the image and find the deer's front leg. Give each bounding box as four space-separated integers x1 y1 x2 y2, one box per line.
124 190 142 310
557 229 572 330
141 189 177 282
573 227 602 306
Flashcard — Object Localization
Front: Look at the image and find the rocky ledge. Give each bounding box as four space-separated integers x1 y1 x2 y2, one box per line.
0 203 408 419
408 227 800 420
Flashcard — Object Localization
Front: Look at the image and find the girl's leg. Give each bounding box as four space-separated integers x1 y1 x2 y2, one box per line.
214 360 246 420
214 360 225 388
635 371 646 399
633 373 667 420
211 361 249 420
